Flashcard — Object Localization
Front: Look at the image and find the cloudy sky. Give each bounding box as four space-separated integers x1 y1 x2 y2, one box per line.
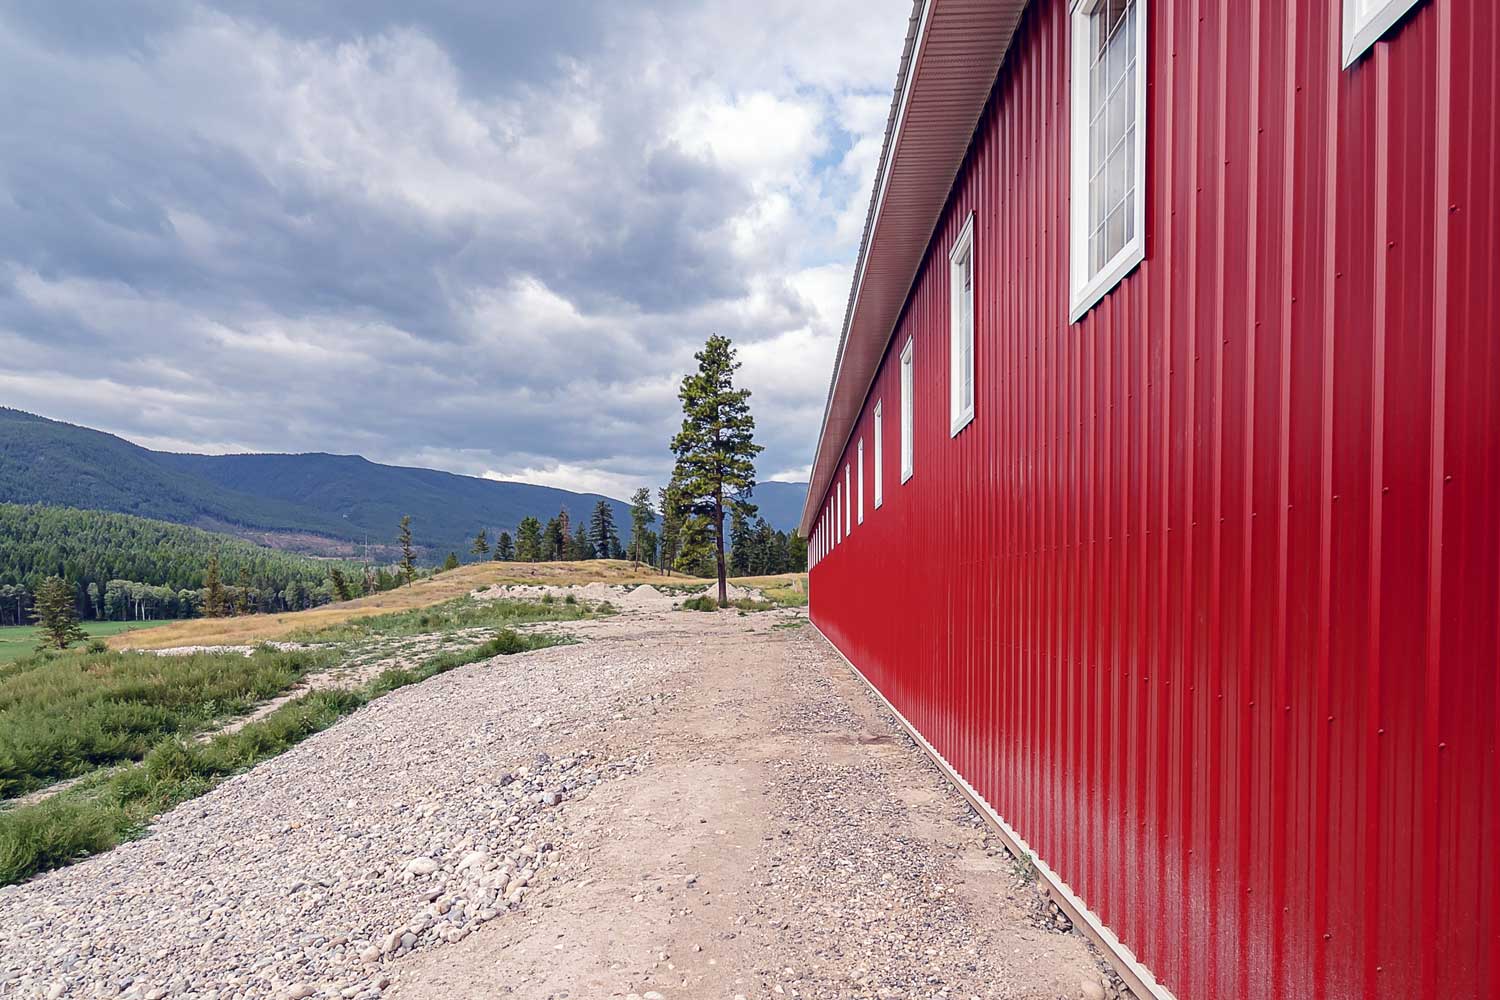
0 0 911 497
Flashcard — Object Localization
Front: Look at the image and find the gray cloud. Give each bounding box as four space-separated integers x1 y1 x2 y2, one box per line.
0 0 909 495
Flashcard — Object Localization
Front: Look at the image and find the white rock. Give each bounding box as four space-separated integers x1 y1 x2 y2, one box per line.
404 858 439 877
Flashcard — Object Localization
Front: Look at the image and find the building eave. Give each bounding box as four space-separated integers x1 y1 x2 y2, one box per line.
800 0 1028 535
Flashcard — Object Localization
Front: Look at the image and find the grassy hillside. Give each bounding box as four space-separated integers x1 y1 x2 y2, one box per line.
0 408 635 558
113 559 808 650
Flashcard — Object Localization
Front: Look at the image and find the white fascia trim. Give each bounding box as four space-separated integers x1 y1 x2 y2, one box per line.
812 0 935 515
811 621 1180 1000
1342 0 1424 68
1067 0 1149 325
949 210 976 437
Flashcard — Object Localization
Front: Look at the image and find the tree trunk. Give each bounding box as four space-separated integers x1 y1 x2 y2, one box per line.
714 487 728 607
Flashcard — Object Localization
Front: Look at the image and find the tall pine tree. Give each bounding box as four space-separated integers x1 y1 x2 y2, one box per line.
628 488 656 568
589 500 615 559
658 481 684 577
203 552 227 618
471 529 491 558
495 531 514 561
515 517 544 562
670 335 763 605
398 515 417 586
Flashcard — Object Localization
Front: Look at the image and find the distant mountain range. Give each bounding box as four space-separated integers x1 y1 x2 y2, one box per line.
0 408 808 559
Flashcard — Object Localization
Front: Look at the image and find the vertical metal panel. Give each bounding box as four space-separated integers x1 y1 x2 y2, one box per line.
806 1 1499 998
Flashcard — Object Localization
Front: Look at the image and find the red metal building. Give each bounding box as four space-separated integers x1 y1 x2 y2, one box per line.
803 1 1498 998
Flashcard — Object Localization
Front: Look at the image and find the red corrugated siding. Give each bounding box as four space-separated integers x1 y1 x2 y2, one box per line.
807 1 1499 998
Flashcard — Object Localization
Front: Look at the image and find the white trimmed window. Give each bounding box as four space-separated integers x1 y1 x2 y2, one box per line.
873 400 884 509
949 213 976 435
900 338 914 482
1342 0 1423 66
857 440 865 524
1069 0 1146 322
844 465 851 537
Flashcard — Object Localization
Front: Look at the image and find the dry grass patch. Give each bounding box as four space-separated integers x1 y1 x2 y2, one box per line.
112 561 808 649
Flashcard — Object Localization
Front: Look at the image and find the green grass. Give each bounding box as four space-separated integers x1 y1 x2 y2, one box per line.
679 595 779 613
0 621 173 666
0 644 335 800
287 595 602 644
0 627 562 885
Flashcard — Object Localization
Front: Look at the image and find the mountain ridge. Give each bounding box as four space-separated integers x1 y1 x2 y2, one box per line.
0 408 807 558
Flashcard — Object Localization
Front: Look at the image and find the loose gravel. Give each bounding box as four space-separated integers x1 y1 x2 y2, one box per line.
0 638 667 1000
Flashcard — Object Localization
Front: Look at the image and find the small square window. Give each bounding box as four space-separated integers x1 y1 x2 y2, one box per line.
1069 0 1147 322
900 338 915 482
1342 0 1423 66
950 213 976 435
873 400 884 509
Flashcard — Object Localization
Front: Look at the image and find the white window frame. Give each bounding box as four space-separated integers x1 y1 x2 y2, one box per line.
1068 0 1148 323
873 400 884 509
857 439 865 524
1342 0 1423 67
844 464 852 537
900 337 914 482
949 212 976 436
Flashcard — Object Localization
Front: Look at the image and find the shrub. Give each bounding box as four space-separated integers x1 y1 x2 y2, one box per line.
680 596 718 612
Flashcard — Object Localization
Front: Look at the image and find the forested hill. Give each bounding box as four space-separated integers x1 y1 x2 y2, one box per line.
0 408 634 558
0 503 363 623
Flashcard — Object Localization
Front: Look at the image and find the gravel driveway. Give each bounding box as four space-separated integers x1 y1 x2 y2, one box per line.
0 608 1109 1000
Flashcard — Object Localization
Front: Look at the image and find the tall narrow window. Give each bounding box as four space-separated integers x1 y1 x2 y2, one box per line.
1069 0 1146 322
1342 0 1423 66
900 338 914 482
950 213 976 435
857 440 865 524
844 465 851 537
873 400 884 508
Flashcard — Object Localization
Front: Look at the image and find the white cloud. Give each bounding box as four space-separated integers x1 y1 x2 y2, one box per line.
483 463 650 499
0 0 913 494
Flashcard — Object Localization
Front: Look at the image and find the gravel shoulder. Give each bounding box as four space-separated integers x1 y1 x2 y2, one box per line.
1 606 1108 1000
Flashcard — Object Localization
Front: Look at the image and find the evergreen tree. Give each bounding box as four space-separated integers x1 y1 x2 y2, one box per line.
203 552 227 618
658 482 684 577
673 516 716 577
670 334 763 605
589 500 615 559
495 531 515 561
398 515 417 587
608 531 625 561
544 517 566 560
557 507 572 546
32 576 87 650
236 566 253 615
728 507 753 576
515 517 544 562
471 529 491 558
329 567 353 602
568 524 593 560
442 552 460 571
628 488 656 568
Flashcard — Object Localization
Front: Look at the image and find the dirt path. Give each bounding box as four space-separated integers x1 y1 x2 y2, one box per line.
0 607 1108 1000
388 611 1103 1000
